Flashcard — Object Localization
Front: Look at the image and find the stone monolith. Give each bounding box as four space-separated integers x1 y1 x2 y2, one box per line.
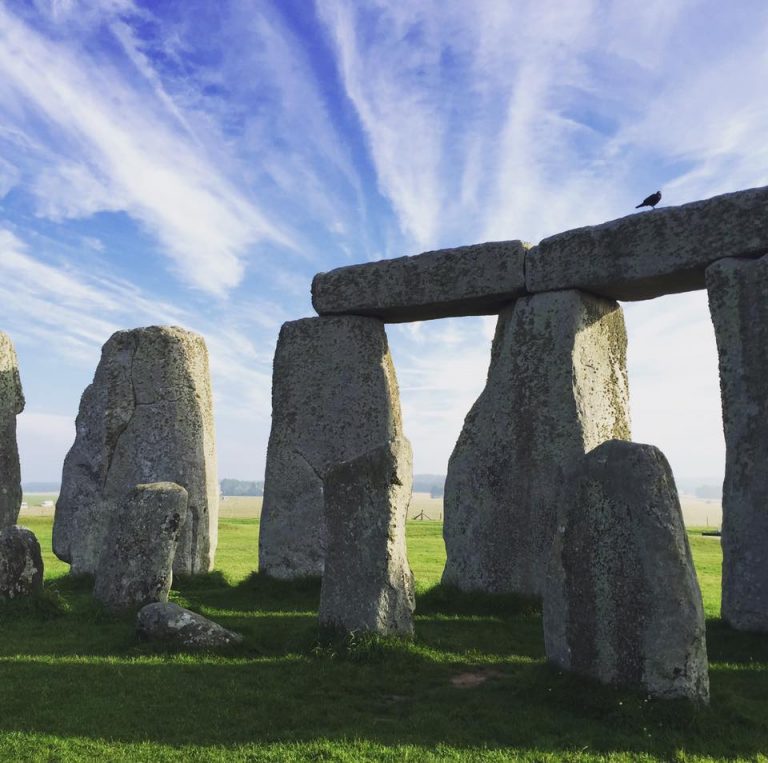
53 326 218 576
527 185 768 300
312 241 528 322
259 316 405 579
93 483 189 612
319 438 415 637
137 602 243 649
0 526 43 598
0 332 24 527
544 440 709 703
442 290 631 597
707 254 768 632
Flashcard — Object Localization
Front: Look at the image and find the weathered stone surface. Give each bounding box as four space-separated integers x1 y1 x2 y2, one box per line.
527 186 768 300
312 241 528 323
93 483 188 612
0 526 43 598
442 290 631 597
136 602 243 649
259 316 404 579
707 255 768 632
53 326 219 576
319 438 414 637
544 440 709 702
0 332 24 528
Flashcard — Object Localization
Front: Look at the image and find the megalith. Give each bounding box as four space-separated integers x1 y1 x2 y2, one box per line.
442 290 631 597
53 326 219 576
543 440 709 703
93 483 188 612
0 332 24 528
319 438 415 637
259 316 405 579
706 255 768 632
0 526 43 598
137 602 243 649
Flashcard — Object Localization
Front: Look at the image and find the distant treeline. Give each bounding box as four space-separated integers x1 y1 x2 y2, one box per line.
694 484 722 500
220 475 445 498
413 474 445 499
220 479 264 497
22 482 60 492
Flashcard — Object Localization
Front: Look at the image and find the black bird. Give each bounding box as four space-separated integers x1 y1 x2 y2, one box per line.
636 190 662 209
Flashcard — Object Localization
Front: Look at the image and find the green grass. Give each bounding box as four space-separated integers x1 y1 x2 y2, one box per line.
0 519 765 762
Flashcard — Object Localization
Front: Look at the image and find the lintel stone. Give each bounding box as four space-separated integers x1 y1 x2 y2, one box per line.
527 186 768 301
312 241 528 323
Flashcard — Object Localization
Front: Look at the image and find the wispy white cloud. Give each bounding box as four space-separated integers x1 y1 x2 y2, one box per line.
0 4 296 295
0 228 279 475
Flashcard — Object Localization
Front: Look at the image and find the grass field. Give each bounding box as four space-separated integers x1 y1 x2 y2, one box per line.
0 518 765 762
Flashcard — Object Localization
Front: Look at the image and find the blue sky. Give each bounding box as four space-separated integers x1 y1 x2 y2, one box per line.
1 0 767 483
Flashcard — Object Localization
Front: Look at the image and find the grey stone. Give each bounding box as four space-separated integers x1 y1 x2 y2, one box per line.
93 483 188 612
527 186 768 300
53 326 219 576
259 316 405 579
136 602 243 649
319 438 415 637
0 332 24 528
706 255 768 632
442 290 631 597
0 526 43 598
312 241 528 323
543 440 709 703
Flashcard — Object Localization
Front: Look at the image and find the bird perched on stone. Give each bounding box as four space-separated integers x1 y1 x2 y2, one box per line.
636 190 662 209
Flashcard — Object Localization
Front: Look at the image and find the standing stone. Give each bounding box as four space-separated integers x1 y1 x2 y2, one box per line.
707 255 768 632
53 326 218 576
319 438 415 637
259 316 404 579
0 332 24 527
442 290 631 597
93 483 188 612
544 440 710 703
0 526 43 598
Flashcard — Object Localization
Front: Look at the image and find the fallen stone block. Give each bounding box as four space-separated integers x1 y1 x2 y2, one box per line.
442 290 630 597
544 440 710 703
54 326 219 576
259 316 405 579
312 241 528 323
319 438 415 637
93 483 188 612
0 332 24 528
527 186 768 300
707 254 768 632
0 526 43 598
136 602 243 649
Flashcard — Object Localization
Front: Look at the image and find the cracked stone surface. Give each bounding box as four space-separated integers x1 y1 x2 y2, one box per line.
312 241 528 322
137 602 243 649
319 438 415 637
527 185 768 300
0 332 24 528
442 290 631 597
93 483 188 612
259 316 405 579
0 525 43 599
544 440 709 703
53 326 219 575
707 255 768 632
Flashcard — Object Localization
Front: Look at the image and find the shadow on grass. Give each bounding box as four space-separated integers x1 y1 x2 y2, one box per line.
0 652 766 758
416 583 540 618
0 577 766 757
